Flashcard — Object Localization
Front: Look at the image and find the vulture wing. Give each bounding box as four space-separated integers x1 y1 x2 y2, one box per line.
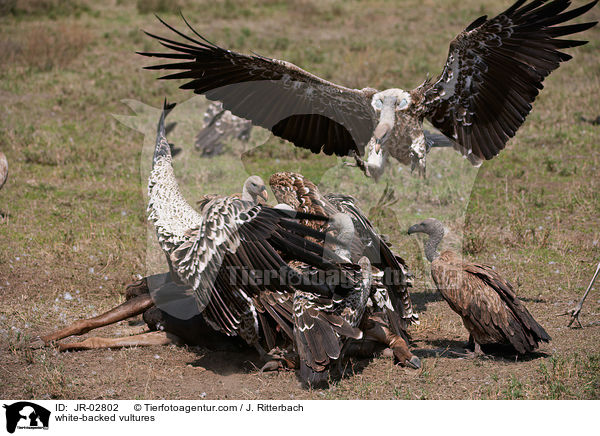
148 102 349 338
140 17 377 157
431 251 550 353
293 259 371 387
420 0 598 162
464 262 551 351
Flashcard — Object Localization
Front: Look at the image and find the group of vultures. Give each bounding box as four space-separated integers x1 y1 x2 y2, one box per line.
37 0 597 388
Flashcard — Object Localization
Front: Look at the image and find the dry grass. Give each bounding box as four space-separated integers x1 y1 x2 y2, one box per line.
0 22 91 71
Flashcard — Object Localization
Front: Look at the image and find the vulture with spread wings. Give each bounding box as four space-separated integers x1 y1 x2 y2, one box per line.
148 102 362 363
140 0 597 178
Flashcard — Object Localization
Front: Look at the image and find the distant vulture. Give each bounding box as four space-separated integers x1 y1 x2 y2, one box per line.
148 101 354 364
408 218 551 354
140 0 597 177
0 152 7 191
195 101 253 157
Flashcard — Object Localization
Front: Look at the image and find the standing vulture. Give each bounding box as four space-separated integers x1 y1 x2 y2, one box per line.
148 101 357 364
408 218 551 354
139 0 597 177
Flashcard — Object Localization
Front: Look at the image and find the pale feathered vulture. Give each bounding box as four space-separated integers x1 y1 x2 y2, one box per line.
408 218 551 354
148 101 358 362
0 152 7 191
140 0 597 177
195 101 253 157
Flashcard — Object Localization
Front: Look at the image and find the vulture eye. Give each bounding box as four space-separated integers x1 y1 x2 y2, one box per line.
373 98 383 110
398 98 408 110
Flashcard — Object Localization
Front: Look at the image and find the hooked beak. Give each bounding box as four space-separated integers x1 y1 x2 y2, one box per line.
373 121 391 153
258 187 268 203
407 224 420 235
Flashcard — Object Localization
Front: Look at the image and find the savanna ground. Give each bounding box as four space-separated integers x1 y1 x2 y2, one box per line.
0 0 599 400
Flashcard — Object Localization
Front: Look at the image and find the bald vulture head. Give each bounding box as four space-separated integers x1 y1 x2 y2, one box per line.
408 218 445 262
241 175 268 204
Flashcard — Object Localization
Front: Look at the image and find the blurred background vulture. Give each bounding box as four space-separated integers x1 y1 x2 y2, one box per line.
195 101 252 157
408 218 551 355
140 0 598 178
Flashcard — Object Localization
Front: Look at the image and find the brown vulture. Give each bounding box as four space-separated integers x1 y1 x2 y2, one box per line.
139 0 597 177
408 218 551 354
269 172 421 385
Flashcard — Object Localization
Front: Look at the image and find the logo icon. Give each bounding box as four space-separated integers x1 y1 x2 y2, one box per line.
3 402 50 433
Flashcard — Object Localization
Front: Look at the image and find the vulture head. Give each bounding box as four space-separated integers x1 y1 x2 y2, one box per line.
241 175 268 204
408 218 446 262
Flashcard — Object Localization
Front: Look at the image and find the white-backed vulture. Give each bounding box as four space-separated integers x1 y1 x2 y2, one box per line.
408 218 551 354
148 101 357 363
140 0 597 177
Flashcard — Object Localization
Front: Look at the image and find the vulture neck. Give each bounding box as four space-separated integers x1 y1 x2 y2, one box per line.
424 226 444 263
327 216 355 262
241 184 253 202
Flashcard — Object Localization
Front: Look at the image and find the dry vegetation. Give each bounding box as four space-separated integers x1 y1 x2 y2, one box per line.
0 0 598 400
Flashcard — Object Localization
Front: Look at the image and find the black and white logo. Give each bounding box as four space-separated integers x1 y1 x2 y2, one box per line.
3 402 50 433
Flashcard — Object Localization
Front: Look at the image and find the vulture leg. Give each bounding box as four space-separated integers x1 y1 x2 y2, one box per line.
363 313 421 369
56 331 182 351
449 335 486 358
564 261 600 328
32 293 154 348
344 151 372 179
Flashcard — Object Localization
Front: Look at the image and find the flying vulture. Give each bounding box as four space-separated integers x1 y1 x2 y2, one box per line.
148 101 358 363
140 0 598 177
408 218 551 354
